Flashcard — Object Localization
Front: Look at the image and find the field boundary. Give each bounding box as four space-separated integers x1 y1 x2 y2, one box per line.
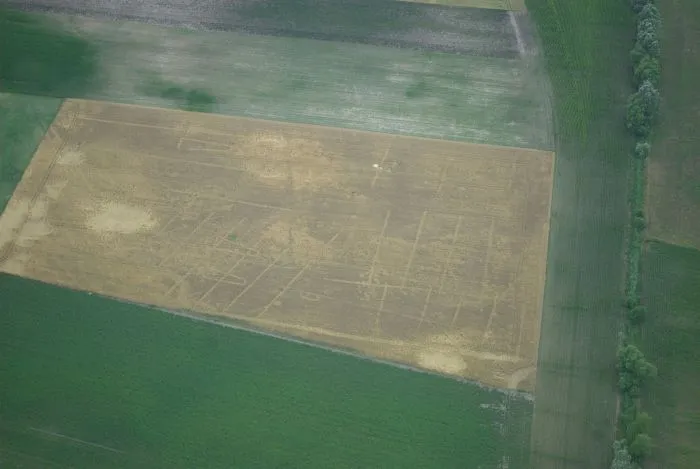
50 274 535 400
0 98 555 392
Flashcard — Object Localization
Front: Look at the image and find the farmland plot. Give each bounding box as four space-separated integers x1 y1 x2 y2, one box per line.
0 99 554 391
1 8 553 150
0 273 534 469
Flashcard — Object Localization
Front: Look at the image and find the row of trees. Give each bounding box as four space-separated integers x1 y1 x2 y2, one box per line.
613 0 663 467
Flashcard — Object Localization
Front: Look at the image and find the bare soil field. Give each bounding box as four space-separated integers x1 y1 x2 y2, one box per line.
0 99 554 390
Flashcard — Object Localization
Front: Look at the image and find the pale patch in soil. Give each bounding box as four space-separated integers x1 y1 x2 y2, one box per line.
417 349 468 374
86 202 156 234
57 148 86 166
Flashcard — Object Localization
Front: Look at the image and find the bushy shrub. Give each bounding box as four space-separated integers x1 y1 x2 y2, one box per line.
638 4 661 28
618 344 658 397
626 411 652 441
626 80 660 136
634 55 661 87
633 210 646 231
611 440 635 469
620 394 638 429
628 304 647 325
637 24 661 58
634 141 651 160
629 433 653 462
631 0 654 14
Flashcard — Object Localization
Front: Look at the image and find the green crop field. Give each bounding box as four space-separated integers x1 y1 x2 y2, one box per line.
0 273 533 468
524 0 635 467
0 8 552 149
640 242 700 469
638 1 700 467
0 93 61 214
645 0 700 250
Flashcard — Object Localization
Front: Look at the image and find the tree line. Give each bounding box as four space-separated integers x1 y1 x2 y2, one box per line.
611 0 663 467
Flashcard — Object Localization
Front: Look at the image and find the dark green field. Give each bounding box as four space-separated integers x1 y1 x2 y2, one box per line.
640 242 700 469
524 0 635 467
0 274 533 468
0 93 61 214
638 1 700 467
646 0 700 249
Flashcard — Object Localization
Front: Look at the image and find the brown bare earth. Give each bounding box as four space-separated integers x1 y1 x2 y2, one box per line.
0 99 554 390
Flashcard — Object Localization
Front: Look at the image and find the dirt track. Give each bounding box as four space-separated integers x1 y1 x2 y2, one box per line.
0 99 554 390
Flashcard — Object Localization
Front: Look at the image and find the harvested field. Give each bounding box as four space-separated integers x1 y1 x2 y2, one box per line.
0 99 554 391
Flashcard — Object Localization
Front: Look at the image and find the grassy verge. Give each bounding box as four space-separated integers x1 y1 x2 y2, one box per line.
524 0 635 467
639 242 700 468
0 273 533 468
0 93 62 214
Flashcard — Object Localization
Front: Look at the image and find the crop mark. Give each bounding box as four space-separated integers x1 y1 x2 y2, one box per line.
133 151 245 172
416 286 433 331
478 217 496 306
76 115 179 132
256 230 342 318
438 215 463 294
371 139 394 189
515 299 526 359
224 249 289 313
402 210 428 287
158 212 214 268
373 284 389 337
323 278 430 293
367 209 391 286
434 164 449 198
28 427 123 454
176 123 190 150
481 282 514 346
451 297 464 327
256 264 310 318
195 237 265 304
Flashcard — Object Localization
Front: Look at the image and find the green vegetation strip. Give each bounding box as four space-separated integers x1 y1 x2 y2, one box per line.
524 0 634 467
0 93 62 214
0 274 533 469
610 1 664 467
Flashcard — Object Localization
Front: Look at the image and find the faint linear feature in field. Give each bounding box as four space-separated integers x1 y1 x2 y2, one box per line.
0 99 554 391
398 0 525 11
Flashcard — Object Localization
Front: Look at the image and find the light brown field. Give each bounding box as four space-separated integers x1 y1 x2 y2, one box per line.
398 0 525 11
0 99 553 390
